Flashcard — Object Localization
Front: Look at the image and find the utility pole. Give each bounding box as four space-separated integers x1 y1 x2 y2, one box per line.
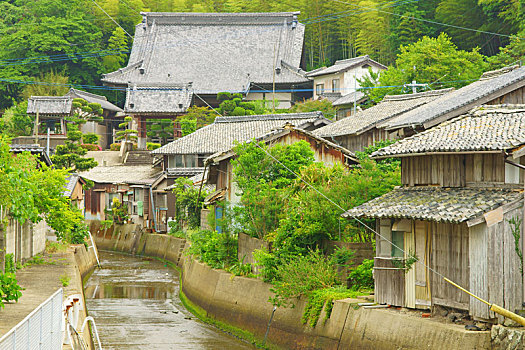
404 80 428 94
353 71 357 116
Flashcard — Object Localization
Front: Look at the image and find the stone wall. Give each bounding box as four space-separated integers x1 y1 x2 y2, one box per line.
90 228 497 350
4 218 47 263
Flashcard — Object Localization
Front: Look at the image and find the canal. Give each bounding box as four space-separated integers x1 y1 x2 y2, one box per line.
84 251 255 349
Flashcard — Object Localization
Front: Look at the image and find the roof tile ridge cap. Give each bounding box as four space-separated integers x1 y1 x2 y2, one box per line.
70 89 109 101
104 60 144 78
383 88 454 101
479 64 520 80
142 11 300 16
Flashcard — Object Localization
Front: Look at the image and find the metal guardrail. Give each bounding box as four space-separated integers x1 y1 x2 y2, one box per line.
0 288 63 350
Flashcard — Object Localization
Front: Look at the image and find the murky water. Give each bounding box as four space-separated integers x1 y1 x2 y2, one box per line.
84 251 255 350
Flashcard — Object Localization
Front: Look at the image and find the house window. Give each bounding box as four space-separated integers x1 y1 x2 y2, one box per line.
391 231 404 258
332 79 340 92
316 83 325 96
168 154 198 168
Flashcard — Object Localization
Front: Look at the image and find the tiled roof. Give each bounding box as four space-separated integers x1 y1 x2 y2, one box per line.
314 89 453 137
102 12 308 95
79 165 162 185
383 65 525 130
10 144 53 165
343 186 523 223
27 96 71 115
125 84 192 114
332 90 366 106
27 89 122 115
66 89 122 113
306 55 387 77
372 105 525 158
64 174 80 197
206 124 357 164
166 167 205 177
152 111 329 155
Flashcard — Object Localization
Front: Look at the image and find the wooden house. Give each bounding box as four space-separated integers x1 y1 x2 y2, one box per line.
344 105 525 322
205 125 358 229
314 89 452 152
81 164 162 231
15 89 123 150
382 65 525 138
316 65 525 154
151 112 331 231
64 174 87 212
102 12 311 149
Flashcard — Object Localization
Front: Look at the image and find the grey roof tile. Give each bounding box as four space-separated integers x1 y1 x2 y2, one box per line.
126 84 192 114
27 96 71 115
63 174 80 197
383 65 525 130
372 105 525 158
152 111 328 155
306 55 387 77
314 88 453 137
102 12 308 95
27 89 122 115
10 144 53 165
332 90 366 106
79 165 162 185
343 186 523 223
66 89 123 113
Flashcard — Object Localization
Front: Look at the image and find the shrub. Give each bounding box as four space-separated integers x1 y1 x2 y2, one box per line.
348 259 374 291
80 144 102 151
147 142 161 150
269 249 339 308
110 143 120 151
4 254 15 274
82 133 99 145
187 230 237 269
231 106 246 116
0 273 22 308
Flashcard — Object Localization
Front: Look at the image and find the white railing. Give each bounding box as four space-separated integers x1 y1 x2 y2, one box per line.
0 288 63 350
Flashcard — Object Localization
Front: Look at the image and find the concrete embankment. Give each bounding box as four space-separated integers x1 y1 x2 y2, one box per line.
89 223 497 350
0 244 98 350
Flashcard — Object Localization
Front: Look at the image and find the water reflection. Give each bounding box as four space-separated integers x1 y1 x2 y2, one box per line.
85 251 254 350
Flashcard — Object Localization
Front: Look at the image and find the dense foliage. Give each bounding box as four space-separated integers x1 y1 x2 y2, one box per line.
0 137 89 244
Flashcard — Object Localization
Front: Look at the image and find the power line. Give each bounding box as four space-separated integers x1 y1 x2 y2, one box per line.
89 0 133 39
332 0 520 40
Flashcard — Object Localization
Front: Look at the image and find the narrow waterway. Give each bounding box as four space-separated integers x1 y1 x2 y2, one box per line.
84 251 255 349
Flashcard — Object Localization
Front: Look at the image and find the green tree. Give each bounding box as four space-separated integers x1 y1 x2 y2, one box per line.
116 116 138 142
231 140 315 238
289 99 336 119
359 33 488 104
102 27 129 73
147 119 173 144
51 99 102 171
1 101 32 137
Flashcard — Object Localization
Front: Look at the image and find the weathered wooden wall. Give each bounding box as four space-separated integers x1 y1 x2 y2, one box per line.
336 128 392 153
401 154 514 187
469 205 524 320
487 86 525 104
374 257 405 306
431 222 470 310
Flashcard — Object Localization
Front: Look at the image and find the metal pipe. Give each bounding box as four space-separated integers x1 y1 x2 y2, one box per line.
263 306 277 346
81 316 103 350
505 158 525 170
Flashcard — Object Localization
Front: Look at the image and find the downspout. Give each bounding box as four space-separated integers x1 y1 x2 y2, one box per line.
149 185 158 232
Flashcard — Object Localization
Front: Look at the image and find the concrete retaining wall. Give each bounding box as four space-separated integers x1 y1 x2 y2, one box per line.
91 228 496 350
